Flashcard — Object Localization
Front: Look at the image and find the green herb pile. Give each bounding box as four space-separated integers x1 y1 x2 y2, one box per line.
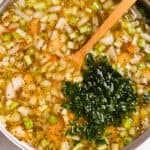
63 54 137 144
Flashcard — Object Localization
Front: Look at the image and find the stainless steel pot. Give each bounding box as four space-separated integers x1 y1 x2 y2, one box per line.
0 0 150 150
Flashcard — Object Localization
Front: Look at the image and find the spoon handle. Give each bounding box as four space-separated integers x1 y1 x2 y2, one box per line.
80 0 137 56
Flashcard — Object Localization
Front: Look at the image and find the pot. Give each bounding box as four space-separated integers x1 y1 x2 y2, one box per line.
0 0 150 150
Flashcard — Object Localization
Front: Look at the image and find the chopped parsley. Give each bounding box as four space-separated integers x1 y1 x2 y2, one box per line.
63 54 137 144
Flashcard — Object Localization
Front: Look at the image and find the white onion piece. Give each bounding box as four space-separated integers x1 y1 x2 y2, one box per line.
100 33 114 45
77 17 89 26
16 29 26 37
13 9 31 21
6 83 15 99
144 44 150 54
130 56 141 64
49 6 61 12
8 44 20 55
141 33 150 42
61 141 70 150
18 106 30 116
55 18 66 30
12 76 24 91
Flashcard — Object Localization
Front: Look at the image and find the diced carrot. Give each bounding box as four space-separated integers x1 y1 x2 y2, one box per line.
127 43 135 54
28 19 40 35
0 53 3 61
51 55 59 62
48 116 65 147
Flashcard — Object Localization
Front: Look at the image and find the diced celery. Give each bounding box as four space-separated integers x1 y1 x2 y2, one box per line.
12 15 20 22
72 143 83 150
40 139 49 148
112 64 119 71
48 115 57 124
12 32 21 40
51 0 61 5
23 117 34 129
79 23 92 34
48 14 58 22
128 26 136 34
136 63 145 69
41 32 47 39
25 0 36 7
49 21 56 27
69 16 77 25
121 20 128 28
26 35 33 43
33 2 47 11
2 34 11 41
19 19 26 27
91 2 100 11
129 127 136 136
9 102 19 110
70 31 78 39
27 48 34 55
122 118 132 130
138 39 146 48
24 55 32 66
61 34 68 42
145 54 150 62
124 137 132 145
95 43 106 53
119 130 127 138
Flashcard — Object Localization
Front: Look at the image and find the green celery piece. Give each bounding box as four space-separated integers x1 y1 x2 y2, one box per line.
23 117 34 129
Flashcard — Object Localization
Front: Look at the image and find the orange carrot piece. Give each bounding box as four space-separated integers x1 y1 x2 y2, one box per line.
51 55 59 62
127 43 135 54
28 19 40 35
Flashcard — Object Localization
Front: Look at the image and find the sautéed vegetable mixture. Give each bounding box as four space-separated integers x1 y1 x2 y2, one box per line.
0 0 150 150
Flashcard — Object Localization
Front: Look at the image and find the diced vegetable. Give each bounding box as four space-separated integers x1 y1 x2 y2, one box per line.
23 117 34 129
68 17 77 25
145 54 150 62
40 139 49 148
12 32 21 39
122 118 132 130
24 55 32 66
138 39 146 48
119 130 127 138
79 23 92 34
48 115 57 124
91 2 100 11
33 2 47 11
9 102 19 110
124 137 132 145
136 63 145 69
94 43 106 53
2 34 11 41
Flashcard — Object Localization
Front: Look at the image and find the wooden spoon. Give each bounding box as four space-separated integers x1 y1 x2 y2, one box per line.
68 0 137 69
